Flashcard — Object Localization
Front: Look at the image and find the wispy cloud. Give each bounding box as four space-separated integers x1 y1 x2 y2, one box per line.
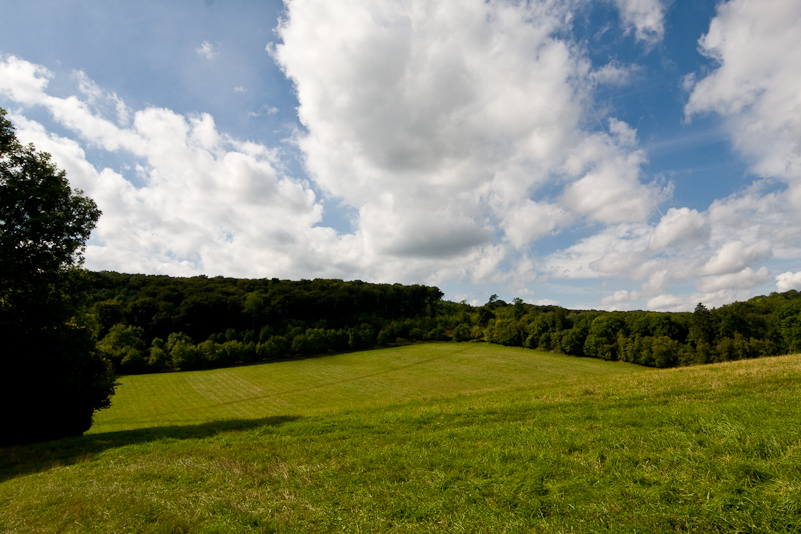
196 40 218 61
611 0 667 46
248 105 278 118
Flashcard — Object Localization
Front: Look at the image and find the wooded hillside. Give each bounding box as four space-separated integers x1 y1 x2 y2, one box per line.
82 271 801 374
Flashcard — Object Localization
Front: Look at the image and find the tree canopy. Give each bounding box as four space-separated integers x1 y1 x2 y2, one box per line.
0 107 115 445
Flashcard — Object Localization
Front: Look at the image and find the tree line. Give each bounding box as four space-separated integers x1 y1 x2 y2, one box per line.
84 272 446 374
83 271 801 375
476 295 797 367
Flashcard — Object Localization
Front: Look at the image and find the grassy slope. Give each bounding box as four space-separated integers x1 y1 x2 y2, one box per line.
1 346 800 533
91 343 646 433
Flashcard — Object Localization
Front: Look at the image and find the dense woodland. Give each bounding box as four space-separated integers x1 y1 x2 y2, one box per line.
82 271 801 375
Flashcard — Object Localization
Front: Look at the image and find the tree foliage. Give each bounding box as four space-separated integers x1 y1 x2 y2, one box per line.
81 272 445 372
0 108 115 445
82 266 801 377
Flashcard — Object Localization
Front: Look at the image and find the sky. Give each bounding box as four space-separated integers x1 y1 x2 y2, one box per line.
1 0 800 311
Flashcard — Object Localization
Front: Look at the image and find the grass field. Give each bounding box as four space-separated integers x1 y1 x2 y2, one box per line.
90 343 647 433
2 344 800 533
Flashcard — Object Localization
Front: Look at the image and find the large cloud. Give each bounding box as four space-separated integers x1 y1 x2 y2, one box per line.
0 0 690 306
562 0 801 310
0 55 345 278
684 0 801 298
22 0 791 311
686 0 801 184
274 0 666 268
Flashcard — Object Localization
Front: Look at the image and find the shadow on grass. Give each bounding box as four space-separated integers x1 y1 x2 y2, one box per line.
0 415 300 483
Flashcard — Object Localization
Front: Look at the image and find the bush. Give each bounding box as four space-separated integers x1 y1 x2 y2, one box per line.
452 323 471 342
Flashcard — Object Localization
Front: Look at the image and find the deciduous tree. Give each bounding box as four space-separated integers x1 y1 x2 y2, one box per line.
0 108 115 445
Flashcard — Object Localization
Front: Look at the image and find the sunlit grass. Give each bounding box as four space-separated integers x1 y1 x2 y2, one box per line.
91 342 646 433
2 348 800 533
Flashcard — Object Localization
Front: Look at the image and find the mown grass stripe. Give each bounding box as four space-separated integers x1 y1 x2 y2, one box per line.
91 343 645 433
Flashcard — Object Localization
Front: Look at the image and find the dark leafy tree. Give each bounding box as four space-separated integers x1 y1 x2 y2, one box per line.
0 108 115 445
651 336 680 368
690 303 716 364
93 299 125 338
486 318 523 346
690 303 715 345
556 327 582 355
584 314 626 360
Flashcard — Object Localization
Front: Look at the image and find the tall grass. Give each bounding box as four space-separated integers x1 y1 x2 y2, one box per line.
2 347 800 533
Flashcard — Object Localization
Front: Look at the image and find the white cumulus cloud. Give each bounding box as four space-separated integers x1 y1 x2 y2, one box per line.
554 0 801 309
3 0 798 311
274 0 666 276
776 271 801 293
696 266 771 294
0 56 344 278
686 0 801 184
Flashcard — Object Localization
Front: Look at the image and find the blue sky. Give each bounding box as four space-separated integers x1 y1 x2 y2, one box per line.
2 0 800 311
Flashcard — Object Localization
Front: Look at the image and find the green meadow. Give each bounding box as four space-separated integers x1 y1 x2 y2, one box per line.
2 343 800 533
91 343 646 433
